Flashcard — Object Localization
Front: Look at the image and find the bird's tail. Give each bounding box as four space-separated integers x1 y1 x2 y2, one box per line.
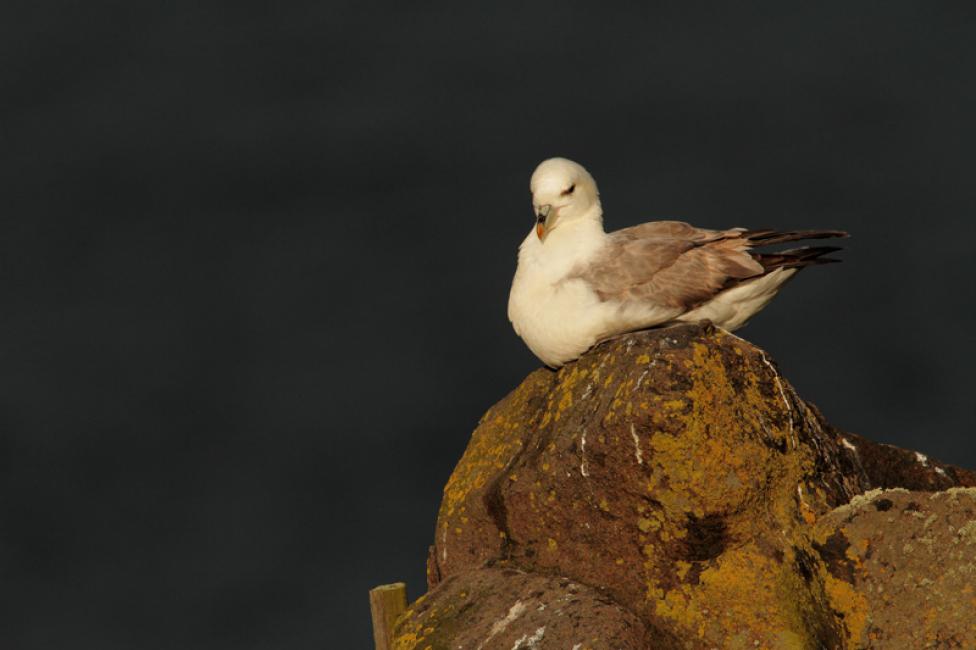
743 229 848 271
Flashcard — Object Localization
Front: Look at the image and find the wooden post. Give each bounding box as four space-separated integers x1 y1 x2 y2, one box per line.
369 582 407 650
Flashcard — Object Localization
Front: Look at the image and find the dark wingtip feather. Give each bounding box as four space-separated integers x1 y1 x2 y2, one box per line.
753 245 845 271
745 229 849 246
779 245 844 255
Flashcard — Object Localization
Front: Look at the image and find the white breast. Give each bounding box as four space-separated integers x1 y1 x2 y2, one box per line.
507 222 616 367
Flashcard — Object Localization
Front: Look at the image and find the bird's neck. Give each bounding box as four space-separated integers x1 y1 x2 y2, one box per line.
519 207 606 272
550 206 605 244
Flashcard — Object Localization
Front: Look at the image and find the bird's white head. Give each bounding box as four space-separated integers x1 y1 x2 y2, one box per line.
529 157 602 241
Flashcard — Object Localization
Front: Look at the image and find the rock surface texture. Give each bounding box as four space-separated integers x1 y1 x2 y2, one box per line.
393 323 976 649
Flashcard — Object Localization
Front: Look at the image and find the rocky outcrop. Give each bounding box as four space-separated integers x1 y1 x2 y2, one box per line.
395 568 655 649
394 323 976 649
812 487 976 647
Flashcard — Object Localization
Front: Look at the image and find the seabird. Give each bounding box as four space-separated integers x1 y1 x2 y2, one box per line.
507 157 846 367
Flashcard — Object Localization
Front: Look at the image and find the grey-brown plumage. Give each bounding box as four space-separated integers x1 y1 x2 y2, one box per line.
575 221 847 312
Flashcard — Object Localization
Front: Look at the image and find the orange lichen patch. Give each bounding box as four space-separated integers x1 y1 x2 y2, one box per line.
801 508 817 525
686 341 792 446
674 561 692 581
798 485 819 525
652 546 819 646
823 574 869 644
392 631 424 650
641 337 808 535
440 371 552 518
392 608 438 650
556 390 573 419
646 429 768 517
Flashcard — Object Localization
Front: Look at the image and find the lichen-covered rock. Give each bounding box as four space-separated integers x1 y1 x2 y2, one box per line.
813 487 976 648
393 567 658 649
425 323 852 647
394 323 976 649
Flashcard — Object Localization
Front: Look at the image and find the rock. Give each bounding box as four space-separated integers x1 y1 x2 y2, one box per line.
832 428 976 492
394 323 976 649
393 567 657 649
813 487 976 647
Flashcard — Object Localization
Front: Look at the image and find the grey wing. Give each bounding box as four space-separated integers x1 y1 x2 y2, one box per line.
579 221 764 309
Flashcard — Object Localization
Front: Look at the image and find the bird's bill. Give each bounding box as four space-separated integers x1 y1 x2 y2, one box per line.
535 204 552 240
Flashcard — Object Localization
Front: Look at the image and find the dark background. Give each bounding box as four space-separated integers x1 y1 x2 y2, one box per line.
3 2 975 647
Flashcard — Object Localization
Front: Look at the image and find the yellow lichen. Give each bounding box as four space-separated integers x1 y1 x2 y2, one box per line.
652 546 823 647
823 574 869 643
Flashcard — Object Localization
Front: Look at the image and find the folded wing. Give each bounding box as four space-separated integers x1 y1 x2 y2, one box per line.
576 220 846 311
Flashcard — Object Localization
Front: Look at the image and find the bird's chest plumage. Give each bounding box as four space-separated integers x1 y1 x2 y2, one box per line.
507 229 609 367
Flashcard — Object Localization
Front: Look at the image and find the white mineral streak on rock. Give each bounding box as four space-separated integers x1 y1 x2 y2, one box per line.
476 600 526 650
631 423 643 465
581 383 594 401
722 329 795 448
915 451 929 466
757 349 796 449
580 431 589 477
510 626 545 649
635 367 650 391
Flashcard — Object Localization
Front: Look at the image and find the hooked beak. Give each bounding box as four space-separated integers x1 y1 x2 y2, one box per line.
535 204 552 240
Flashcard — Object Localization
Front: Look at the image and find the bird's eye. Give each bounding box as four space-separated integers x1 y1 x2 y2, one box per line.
561 183 575 196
